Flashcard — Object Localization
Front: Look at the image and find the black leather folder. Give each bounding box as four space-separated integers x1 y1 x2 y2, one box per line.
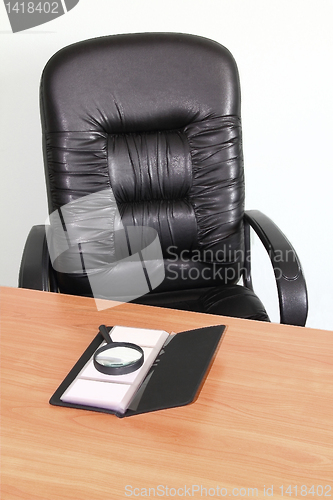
50 324 225 418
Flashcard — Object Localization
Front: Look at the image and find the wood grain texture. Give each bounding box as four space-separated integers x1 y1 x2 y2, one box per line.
1 286 332 500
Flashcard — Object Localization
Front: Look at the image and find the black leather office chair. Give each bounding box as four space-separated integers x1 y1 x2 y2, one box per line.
19 33 308 326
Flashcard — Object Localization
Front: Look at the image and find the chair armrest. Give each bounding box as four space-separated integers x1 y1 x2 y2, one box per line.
19 225 58 292
244 210 308 326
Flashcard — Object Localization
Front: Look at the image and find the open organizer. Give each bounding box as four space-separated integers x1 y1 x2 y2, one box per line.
50 324 225 418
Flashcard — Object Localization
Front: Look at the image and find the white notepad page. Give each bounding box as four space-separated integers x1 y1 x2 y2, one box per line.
60 326 169 414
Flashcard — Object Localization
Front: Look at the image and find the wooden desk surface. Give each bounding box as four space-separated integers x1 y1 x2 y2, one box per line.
1 286 332 500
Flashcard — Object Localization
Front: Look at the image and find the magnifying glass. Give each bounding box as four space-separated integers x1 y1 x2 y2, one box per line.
93 325 144 375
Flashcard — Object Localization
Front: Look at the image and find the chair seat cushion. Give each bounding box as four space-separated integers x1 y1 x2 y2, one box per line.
132 285 270 322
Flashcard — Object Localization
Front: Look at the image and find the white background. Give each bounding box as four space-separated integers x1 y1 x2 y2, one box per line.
1 0 332 330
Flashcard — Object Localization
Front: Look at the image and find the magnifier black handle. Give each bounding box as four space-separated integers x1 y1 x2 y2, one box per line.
99 324 113 344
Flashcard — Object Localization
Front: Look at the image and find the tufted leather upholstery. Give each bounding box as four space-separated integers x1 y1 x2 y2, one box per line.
40 32 270 321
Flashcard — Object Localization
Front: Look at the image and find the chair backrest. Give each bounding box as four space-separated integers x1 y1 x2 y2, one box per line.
41 33 245 296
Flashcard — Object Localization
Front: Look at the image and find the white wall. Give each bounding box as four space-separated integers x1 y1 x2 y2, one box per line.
1 0 332 330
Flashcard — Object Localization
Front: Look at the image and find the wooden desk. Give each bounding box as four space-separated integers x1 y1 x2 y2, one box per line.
1 286 332 500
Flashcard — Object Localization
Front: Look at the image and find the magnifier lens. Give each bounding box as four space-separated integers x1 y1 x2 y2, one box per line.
93 327 145 375
95 346 142 368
